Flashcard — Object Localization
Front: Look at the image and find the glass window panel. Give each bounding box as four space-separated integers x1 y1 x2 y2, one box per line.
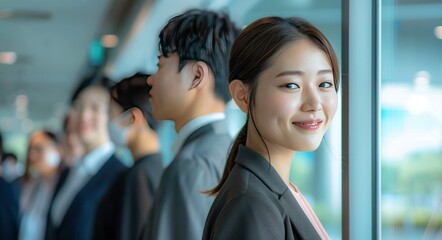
381 1 442 239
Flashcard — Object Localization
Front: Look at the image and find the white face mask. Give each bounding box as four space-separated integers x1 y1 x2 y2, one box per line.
1 160 18 181
108 109 132 147
45 149 61 167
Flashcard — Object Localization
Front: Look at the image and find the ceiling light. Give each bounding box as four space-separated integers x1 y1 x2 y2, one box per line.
101 35 119 48
21 119 34 133
414 71 430 86
0 9 50 20
15 95 28 110
0 9 13 19
435 26 442 40
0 52 17 64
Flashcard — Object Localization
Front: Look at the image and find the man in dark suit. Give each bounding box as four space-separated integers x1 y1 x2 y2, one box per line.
45 82 127 240
144 9 240 240
94 73 164 240
0 132 20 240
0 176 19 240
0 131 3 160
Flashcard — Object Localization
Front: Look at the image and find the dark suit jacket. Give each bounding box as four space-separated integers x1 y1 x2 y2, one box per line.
203 145 323 240
0 177 19 240
144 120 232 240
45 154 127 240
94 153 164 240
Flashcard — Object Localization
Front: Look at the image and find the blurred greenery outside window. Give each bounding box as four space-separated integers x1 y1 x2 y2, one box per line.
380 0 442 239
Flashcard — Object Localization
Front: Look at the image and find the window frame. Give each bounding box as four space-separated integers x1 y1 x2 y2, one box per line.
341 0 381 239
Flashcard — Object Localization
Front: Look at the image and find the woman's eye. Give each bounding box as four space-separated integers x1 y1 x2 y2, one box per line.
319 82 334 88
283 83 299 90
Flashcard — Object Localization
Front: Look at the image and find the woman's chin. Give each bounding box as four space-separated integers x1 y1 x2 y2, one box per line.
290 141 322 152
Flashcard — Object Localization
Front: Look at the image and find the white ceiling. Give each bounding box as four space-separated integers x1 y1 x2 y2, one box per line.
0 0 122 131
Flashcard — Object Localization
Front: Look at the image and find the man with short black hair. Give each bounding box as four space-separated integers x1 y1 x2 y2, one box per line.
145 9 239 240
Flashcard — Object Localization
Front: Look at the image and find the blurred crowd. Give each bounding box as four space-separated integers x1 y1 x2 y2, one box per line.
0 71 163 240
0 7 337 240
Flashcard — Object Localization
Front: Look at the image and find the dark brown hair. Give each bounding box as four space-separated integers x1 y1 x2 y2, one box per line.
207 16 340 195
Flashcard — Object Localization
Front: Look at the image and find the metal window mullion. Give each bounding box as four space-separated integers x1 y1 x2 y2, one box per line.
342 0 379 239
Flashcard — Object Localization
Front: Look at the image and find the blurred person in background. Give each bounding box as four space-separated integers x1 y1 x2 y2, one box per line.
145 9 239 240
19 130 62 240
94 73 163 240
1 152 24 182
45 79 127 240
3 152 22 210
0 131 3 160
0 174 19 240
0 130 19 240
61 110 85 168
0 131 5 177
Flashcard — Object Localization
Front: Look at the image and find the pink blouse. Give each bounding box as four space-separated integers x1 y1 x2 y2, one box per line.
288 182 330 240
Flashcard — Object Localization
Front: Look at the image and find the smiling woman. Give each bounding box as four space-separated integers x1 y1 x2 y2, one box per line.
203 16 339 240
250 39 337 153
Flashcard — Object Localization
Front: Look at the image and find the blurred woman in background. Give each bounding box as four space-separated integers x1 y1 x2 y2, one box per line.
19 130 62 240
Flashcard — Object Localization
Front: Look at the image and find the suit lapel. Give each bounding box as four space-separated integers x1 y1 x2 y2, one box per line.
58 155 117 228
235 145 322 240
52 168 69 200
47 168 69 220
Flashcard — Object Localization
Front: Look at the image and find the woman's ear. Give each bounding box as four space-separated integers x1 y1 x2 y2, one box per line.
229 80 249 113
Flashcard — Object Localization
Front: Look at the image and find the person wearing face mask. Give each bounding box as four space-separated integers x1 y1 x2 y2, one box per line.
2 153 24 182
0 130 20 240
45 80 127 240
93 73 163 240
19 130 62 240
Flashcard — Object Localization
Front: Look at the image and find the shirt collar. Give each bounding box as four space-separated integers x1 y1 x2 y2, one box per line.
235 144 288 196
171 113 225 158
76 142 115 175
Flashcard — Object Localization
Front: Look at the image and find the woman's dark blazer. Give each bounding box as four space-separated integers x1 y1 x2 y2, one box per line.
203 145 322 240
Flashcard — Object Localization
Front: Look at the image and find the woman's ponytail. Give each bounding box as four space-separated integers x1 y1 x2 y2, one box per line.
205 121 248 195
